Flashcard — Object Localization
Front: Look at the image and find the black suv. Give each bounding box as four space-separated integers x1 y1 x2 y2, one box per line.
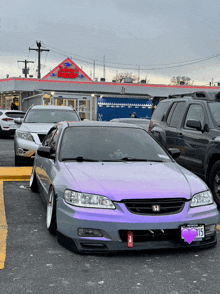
149 90 220 207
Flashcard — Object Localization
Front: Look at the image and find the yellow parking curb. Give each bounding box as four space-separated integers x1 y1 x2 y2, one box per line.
0 167 32 270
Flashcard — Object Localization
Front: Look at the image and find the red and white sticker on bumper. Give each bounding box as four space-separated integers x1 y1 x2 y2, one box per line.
128 231 133 248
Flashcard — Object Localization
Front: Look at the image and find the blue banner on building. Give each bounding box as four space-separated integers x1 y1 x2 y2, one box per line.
97 97 153 121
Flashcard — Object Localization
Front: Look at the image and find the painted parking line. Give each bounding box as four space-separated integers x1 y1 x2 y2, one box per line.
0 167 32 270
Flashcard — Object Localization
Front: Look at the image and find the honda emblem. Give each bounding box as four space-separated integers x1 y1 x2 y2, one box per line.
152 205 160 212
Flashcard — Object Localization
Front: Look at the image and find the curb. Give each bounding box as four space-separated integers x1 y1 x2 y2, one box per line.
0 167 32 181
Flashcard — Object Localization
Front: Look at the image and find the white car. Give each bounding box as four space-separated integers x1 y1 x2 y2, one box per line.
0 110 25 138
14 105 80 166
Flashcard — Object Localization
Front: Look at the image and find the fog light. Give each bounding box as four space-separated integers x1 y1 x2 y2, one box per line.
205 224 216 235
18 148 24 154
78 228 103 237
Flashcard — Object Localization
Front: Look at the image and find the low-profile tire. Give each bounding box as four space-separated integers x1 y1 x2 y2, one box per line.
29 169 38 192
46 187 57 235
209 160 220 208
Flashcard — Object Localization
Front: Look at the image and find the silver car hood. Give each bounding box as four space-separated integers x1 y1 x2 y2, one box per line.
18 123 55 133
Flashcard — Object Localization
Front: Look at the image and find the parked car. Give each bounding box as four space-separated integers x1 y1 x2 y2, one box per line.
0 110 25 138
148 90 220 207
30 121 218 253
110 118 150 131
14 105 80 166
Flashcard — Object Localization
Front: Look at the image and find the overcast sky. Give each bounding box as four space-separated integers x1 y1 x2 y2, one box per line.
1 0 220 85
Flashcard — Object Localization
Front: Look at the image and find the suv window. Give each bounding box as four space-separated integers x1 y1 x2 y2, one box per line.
25 109 79 123
167 102 186 128
151 101 171 121
208 102 220 126
184 104 205 128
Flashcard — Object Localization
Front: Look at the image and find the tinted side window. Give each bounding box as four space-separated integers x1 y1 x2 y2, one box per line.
184 104 205 128
50 127 61 153
43 129 56 146
152 102 171 121
167 102 186 128
0 112 3 116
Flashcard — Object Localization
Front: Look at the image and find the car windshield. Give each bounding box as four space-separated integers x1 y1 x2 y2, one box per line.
60 126 172 162
208 102 220 126
24 109 79 123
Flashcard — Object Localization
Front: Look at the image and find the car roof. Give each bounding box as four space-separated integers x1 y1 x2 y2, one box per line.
67 121 143 129
31 105 74 110
111 118 150 122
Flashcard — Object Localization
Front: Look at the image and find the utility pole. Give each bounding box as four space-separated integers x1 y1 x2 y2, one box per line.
29 41 50 79
93 60 96 80
138 65 140 82
103 55 105 79
17 60 34 78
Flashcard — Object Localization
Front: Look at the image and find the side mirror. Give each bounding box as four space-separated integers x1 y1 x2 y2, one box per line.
186 119 202 131
168 148 181 159
14 118 23 124
37 146 54 159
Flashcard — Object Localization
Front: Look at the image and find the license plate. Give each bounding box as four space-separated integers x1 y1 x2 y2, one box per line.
181 225 205 241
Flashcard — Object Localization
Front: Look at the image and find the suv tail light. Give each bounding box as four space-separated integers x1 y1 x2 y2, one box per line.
2 118 13 121
148 120 154 132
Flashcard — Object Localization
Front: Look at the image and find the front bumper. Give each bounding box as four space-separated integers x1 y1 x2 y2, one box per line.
14 137 40 158
57 198 219 252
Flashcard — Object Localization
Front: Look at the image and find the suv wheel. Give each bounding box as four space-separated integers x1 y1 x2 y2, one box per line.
209 160 220 208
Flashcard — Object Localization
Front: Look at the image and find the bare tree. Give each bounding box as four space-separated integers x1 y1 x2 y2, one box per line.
113 72 139 83
170 76 193 85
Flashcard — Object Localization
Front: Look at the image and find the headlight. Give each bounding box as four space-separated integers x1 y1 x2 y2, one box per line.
64 189 115 209
190 190 214 207
16 131 34 142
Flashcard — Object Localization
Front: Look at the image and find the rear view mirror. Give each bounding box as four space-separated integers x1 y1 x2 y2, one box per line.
186 119 202 131
37 146 54 159
14 118 23 124
168 148 181 159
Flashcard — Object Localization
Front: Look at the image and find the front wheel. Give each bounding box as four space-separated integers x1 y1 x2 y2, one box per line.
29 169 38 192
209 160 220 208
46 187 57 235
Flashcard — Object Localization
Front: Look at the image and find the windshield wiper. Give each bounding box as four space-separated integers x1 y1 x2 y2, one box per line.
120 157 163 162
62 156 99 162
102 158 164 162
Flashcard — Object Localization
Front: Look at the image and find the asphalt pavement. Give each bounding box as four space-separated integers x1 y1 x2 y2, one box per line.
1 137 220 294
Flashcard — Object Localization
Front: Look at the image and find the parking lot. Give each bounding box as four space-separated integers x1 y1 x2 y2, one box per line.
1 137 220 294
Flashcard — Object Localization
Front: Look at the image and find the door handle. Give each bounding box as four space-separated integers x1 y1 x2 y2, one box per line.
178 133 183 138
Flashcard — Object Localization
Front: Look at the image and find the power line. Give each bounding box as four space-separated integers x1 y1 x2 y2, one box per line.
29 41 50 78
41 42 220 70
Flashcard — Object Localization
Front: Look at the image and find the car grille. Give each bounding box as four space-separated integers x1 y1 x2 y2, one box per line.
38 134 47 143
122 198 186 215
119 229 181 242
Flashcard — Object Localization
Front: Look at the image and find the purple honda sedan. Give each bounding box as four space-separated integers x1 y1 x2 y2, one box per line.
30 121 219 253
